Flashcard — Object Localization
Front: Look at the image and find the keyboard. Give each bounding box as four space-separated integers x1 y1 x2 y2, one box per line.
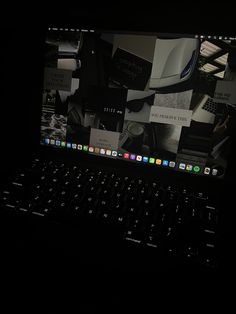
0 158 219 268
202 98 218 114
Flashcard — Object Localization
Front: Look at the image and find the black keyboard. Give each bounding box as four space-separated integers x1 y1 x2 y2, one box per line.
202 98 218 114
0 158 219 268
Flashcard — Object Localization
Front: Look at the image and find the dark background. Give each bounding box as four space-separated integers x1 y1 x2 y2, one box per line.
0 5 235 312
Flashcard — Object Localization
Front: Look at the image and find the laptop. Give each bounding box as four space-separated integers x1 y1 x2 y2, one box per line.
1 21 236 272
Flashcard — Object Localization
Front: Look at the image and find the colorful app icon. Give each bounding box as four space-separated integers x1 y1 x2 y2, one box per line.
212 169 218 176
45 138 50 144
77 144 83 150
83 145 88 151
204 167 210 175
149 157 155 164
61 141 66 147
136 155 142 162
169 161 175 168
179 163 186 170
186 164 193 171
162 160 169 166
112 150 117 157
72 143 77 149
124 153 130 159
67 142 72 148
89 146 94 153
143 157 148 163
100 148 106 155
56 140 61 146
193 165 201 173
50 139 55 145
106 149 111 156
156 159 162 165
95 147 100 154
130 154 136 160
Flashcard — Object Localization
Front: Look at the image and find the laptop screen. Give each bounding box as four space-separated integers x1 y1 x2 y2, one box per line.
40 27 236 179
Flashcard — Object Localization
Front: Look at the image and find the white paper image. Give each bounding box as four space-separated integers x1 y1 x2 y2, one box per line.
150 106 193 127
44 67 72 91
154 90 193 109
89 128 120 150
214 80 236 104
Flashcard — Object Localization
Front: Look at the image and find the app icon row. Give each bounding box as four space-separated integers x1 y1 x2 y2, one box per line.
43 138 218 176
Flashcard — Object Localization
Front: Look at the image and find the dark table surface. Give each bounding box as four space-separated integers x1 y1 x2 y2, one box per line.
1 8 235 312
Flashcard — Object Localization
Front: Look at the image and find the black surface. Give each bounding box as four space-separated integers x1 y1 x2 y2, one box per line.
1 7 236 312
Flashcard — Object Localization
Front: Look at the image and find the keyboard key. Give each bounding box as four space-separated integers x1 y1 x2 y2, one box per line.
19 201 34 212
113 214 127 227
145 233 164 249
124 230 143 243
70 203 84 215
185 246 199 260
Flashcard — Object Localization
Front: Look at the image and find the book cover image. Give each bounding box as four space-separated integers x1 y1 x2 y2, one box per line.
109 48 152 90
